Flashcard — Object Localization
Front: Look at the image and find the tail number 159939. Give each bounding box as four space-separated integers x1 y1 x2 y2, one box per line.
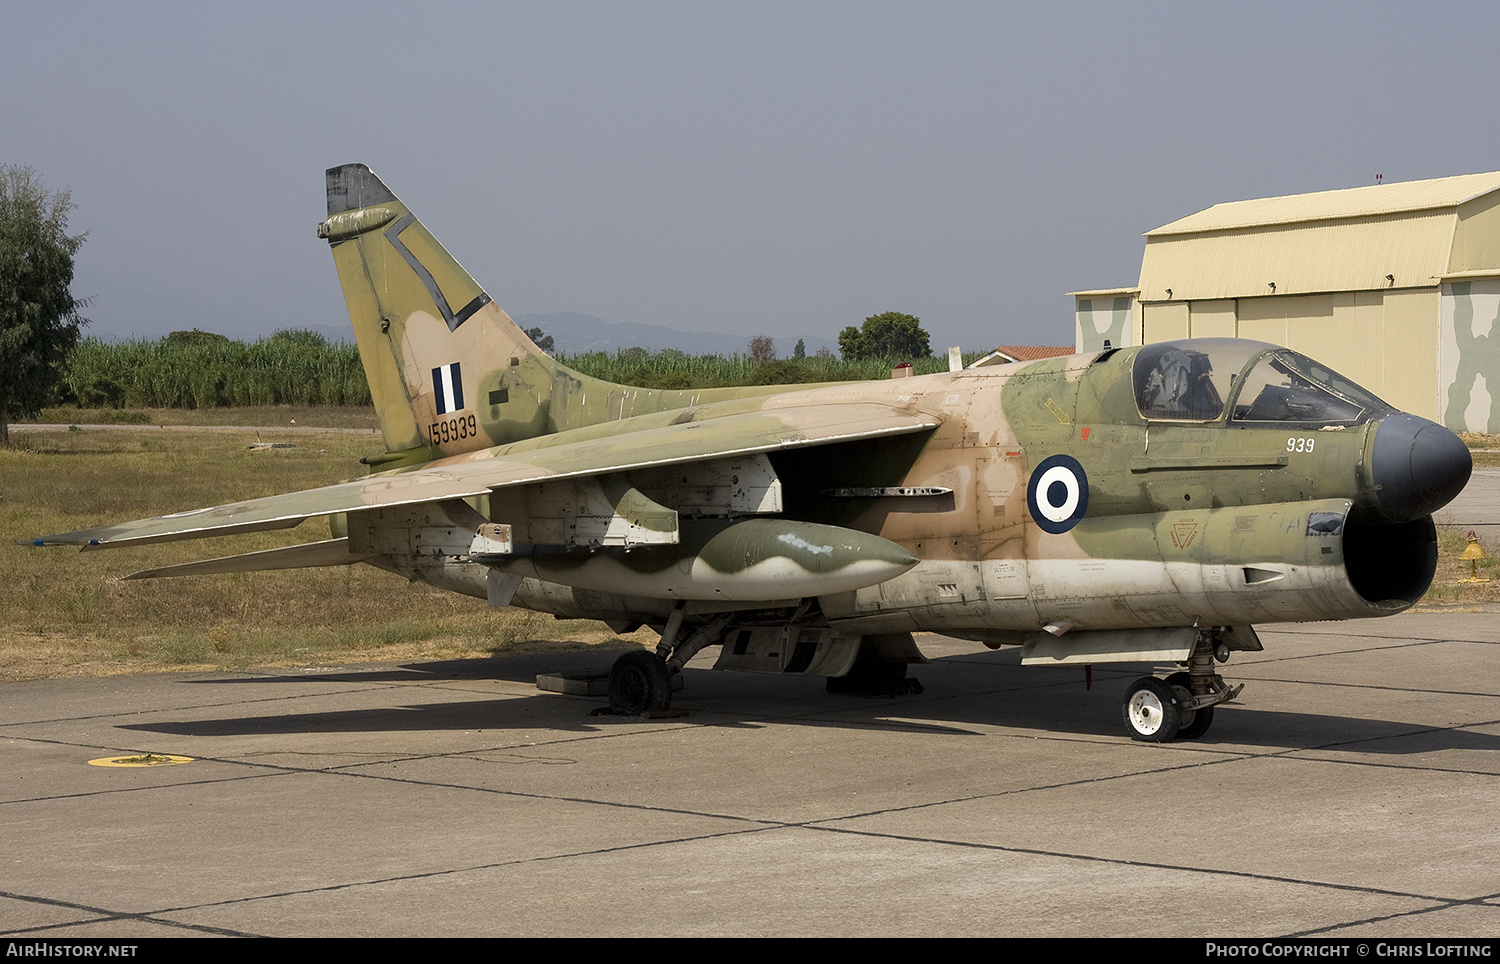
430 413 477 445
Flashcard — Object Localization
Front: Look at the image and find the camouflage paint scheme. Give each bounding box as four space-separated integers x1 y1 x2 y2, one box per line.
1075 296 1134 353
1441 280 1500 434
35 165 1474 739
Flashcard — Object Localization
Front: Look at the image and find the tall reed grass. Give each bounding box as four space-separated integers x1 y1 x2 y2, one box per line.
59 336 977 410
557 348 977 389
63 335 372 409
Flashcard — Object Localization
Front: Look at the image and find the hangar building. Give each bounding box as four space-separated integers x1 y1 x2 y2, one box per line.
1074 170 1500 433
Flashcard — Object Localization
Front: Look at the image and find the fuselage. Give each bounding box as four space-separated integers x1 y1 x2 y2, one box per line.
366 338 1470 640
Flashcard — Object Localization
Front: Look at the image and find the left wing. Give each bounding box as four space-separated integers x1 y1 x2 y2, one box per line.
33 402 941 551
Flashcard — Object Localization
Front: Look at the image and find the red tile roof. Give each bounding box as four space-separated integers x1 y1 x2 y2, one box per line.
991 345 1076 361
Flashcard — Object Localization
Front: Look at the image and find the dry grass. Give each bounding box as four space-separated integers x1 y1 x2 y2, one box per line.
1423 525 1500 605
1460 432 1500 467
1 424 647 682
1425 434 1500 602
29 404 380 430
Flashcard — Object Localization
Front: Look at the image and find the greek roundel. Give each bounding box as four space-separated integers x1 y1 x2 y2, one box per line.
1027 454 1089 534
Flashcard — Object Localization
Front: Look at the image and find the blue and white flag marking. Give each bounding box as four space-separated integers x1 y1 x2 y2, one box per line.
433 362 464 415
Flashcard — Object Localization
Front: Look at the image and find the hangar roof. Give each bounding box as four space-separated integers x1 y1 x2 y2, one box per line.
1147 171 1500 237
1136 171 1500 301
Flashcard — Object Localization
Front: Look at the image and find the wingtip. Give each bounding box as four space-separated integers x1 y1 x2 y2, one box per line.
28 532 103 548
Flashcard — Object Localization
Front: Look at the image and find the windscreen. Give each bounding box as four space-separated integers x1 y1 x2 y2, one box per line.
1232 350 1391 426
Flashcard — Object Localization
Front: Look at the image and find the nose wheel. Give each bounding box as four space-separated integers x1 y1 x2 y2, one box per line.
1123 677 1181 741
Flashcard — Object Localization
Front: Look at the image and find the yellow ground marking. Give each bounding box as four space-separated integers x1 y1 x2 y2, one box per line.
88 753 193 768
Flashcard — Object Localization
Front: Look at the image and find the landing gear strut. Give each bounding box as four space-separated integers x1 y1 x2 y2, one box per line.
1121 631 1243 742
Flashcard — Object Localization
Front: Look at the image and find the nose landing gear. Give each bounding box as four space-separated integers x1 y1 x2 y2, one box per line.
1121 633 1243 742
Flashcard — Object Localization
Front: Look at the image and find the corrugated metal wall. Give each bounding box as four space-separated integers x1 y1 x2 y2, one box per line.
1137 211 1457 302
1139 290 1439 420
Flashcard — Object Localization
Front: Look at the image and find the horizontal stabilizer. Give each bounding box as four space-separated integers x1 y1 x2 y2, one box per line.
124 538 371 580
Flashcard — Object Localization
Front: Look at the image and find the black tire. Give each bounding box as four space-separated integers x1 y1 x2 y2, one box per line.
1176 704 1215 740
1165 671 1215 740
1164 671 1198 733
609 650 672 716
1165 671 1193 690
1123 676 1181 742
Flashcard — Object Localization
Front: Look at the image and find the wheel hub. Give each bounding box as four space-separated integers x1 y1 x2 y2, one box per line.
1128 689 1165 736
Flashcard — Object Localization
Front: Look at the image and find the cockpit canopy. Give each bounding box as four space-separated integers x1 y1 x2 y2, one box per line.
1132 339 1392 426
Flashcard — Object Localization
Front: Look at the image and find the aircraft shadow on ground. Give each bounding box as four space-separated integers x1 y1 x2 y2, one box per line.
119 649 1500 755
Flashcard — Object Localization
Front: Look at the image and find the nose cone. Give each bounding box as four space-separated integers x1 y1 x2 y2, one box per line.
1370 414 1472 522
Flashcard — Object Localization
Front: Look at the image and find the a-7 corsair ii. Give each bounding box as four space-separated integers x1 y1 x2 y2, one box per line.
34 164 1473 742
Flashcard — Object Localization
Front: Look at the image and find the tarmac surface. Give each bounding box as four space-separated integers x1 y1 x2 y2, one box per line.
1445 464 1500 530
2 469 1497 939
3 614 1499 939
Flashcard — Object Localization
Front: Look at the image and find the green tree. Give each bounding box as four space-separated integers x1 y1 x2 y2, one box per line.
837 311 930 361
0 165 86 444
524 326 555 353
792 338 806 359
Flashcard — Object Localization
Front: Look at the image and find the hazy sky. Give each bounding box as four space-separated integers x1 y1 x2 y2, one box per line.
8 1 1500 352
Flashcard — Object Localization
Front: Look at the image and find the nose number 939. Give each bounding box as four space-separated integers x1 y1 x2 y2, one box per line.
1286 436 1315 453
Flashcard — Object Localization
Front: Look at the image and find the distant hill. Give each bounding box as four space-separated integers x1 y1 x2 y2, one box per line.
514 312 838 357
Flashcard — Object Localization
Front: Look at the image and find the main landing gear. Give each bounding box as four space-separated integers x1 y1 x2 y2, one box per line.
1121 634 1244 742
608 650 673 716
607 611 731 717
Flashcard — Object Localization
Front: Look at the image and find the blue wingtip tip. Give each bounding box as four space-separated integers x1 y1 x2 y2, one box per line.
89 539 100 546
32 538 44 546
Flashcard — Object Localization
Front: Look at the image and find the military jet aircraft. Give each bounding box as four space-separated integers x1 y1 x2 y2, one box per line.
34 164 1474 742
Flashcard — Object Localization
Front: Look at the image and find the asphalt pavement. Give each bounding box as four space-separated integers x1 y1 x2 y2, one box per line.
3 610 1498 938
1444 465 1500 529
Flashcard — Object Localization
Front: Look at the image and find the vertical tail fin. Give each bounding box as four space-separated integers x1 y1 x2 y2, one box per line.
318 163 554 460
319 164 790 462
